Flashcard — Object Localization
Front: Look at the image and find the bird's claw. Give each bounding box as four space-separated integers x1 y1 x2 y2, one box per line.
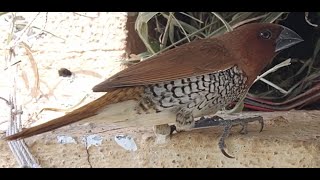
220 147 235 159
218 122 234 158
194 115 264 158
258 117 264 133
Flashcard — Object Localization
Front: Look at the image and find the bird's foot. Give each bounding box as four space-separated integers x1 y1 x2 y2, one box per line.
194 115 264 158
193 115 224 128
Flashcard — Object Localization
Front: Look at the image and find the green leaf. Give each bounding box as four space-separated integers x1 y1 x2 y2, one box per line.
261 12 286 23
208 12 254 37
179 12 204 24
212 12 233 32
161 13 204 36
168 15 176 46
135 12 159 54
160 13 173 49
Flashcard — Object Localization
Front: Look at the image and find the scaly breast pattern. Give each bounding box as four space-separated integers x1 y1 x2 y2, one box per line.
140 65 248 117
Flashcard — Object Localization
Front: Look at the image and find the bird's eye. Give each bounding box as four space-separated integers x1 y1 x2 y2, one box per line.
259 29 272 40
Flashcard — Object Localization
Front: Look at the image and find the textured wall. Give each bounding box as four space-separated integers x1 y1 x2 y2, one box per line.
0 13 320 168
0 12 128 131
1 110 320 167
0 12 128 167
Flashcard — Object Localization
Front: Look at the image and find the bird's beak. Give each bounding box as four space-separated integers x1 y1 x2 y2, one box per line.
275 26 304 52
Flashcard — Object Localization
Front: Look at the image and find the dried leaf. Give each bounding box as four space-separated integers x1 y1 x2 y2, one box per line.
20 42 40 99
73 70 103 78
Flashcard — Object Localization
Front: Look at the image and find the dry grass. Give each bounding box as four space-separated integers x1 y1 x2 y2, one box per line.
133 12 320 110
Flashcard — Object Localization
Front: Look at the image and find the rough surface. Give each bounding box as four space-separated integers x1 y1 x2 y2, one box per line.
0 12 128 130
0 12 128 167
0 13 320 168
1 110 320 167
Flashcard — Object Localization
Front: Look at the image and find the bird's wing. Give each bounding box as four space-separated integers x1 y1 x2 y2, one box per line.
93 38 237 92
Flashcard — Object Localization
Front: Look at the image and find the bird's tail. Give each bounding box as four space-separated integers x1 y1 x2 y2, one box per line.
4 87 143 141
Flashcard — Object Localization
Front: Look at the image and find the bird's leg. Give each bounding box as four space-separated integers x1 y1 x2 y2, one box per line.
193 115 224 128
239 121 249 134
194 117 235 158
219 121 234 158
166 107 195 135
194 115 264 132
174 108 195 132
193 115 264 158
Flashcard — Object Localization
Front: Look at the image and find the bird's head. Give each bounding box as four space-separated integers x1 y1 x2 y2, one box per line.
218 23 303 83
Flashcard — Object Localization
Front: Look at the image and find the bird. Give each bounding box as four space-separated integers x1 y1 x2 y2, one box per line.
4 23 303 158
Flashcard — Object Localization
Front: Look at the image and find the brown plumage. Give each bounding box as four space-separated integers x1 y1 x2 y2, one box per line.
4 23 303 141
93 23 281 91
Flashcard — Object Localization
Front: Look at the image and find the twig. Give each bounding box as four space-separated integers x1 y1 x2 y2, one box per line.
35 93 89 120
255 58 292 83
3 60 21 70
145 18 223 60
31 26 66 42
20 42 40 99
259 78 288 94
5 12 41 168
73 12 98 19
227 58 293 113
0 97 10 105
12 12 40 47
305 12 318 27
262 12 286 23
232 14 268 29
160 13 173 48
7 106 40 168
211 12 233 32
179 12 204 24
253 58 292 94
24 12 49 41
171 12 191 42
